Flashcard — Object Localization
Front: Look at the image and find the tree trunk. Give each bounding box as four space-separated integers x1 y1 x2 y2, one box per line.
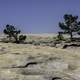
70 32 73 41
13 35 19 43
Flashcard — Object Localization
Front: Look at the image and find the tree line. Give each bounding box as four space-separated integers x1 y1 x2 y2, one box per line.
2 14 80 44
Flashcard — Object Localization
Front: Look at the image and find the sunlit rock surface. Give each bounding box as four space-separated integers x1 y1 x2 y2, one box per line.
0 34 80 80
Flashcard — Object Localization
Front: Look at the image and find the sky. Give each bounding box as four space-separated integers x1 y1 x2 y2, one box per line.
0 0 80 33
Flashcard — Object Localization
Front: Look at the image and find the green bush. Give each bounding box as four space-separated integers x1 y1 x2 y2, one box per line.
19 35 26 42
57 33 64 40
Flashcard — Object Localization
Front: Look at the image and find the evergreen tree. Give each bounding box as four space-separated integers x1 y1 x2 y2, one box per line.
59 14 80 40
3 24 26 43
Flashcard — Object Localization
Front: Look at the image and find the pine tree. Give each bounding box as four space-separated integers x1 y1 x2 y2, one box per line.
3 24 26 43
59 14 80 40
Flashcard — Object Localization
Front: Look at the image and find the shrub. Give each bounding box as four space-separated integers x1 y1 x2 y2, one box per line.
57 33 64 41
19 35 26 42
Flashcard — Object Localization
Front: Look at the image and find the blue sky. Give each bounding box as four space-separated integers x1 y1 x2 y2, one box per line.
0 0 80 33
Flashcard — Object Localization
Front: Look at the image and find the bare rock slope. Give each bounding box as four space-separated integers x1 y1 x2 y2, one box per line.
0 34 80 80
